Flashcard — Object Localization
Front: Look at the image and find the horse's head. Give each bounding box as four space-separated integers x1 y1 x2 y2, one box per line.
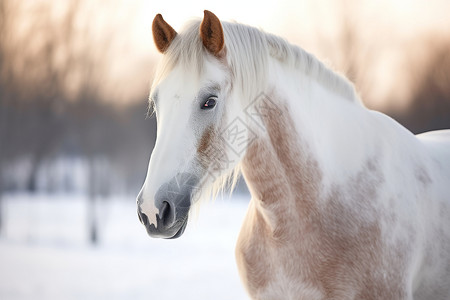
137 11 249 239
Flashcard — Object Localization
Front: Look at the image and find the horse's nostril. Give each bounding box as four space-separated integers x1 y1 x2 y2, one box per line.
159 201 173 227
138 210 149 226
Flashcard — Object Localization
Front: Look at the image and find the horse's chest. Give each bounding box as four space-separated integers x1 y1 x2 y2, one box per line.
236 244 324 299
235 206 325 299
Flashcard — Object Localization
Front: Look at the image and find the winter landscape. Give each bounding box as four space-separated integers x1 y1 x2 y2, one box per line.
1 0 449 299
0 193 249 300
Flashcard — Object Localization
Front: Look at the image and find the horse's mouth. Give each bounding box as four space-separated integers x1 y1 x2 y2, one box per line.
142 214 189 239
167 218 188 239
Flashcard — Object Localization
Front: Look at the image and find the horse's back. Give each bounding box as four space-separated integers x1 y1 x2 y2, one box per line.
417 129 450 178
418 129 450 155
413 129 450 300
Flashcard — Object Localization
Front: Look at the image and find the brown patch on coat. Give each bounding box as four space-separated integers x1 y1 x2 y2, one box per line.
200 10 225 58
196 125 230 177
197 128 214 156
316 184 409 299
235 204 272 294
414 164 432 186
237 93 410 299
238 99 324 296
152 14 177 53
196 128 220 170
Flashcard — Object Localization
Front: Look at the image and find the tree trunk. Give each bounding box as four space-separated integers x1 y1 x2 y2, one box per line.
0 171 3 235
88 157 98 245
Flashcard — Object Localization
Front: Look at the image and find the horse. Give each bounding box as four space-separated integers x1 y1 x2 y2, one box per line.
136 10 450 299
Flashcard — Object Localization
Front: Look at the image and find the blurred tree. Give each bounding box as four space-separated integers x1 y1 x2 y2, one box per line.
313 0 377 105
0 0 156 243
0 1 69 192
0 0 8 232
394 39 450 134
0 0 22 233
313 0 450 134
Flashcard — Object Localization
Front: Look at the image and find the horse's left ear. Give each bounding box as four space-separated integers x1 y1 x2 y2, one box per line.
200 10 224 57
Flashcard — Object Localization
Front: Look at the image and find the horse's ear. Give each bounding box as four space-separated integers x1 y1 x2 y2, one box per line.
200 10 224 57
152 14 177 53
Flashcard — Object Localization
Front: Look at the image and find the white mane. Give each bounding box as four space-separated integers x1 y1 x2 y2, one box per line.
152 19 359 106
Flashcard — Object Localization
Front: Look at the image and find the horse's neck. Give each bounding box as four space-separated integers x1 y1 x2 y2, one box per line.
241 66 380 231
241 98 323 232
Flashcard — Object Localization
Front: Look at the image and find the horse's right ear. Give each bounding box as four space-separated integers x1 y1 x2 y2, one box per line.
200 10 224 57
152 14 177 53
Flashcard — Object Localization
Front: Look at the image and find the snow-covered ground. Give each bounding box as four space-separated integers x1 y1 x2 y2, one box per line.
0 193 250 300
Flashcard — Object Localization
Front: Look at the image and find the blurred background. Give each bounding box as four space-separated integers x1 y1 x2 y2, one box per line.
0 0 449 299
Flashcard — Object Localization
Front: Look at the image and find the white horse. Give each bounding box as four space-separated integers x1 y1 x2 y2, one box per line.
137 10 450 299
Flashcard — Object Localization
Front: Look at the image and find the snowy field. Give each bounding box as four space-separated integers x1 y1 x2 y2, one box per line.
0 193 250 300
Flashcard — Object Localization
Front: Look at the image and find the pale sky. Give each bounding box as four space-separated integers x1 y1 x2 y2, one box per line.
75 0 450 108
133 0 450 50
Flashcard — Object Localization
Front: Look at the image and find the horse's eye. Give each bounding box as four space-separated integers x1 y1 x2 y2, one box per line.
201 97 217 109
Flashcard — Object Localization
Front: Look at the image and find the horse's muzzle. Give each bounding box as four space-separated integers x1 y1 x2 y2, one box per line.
137 173 198 239
137 198 189 239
